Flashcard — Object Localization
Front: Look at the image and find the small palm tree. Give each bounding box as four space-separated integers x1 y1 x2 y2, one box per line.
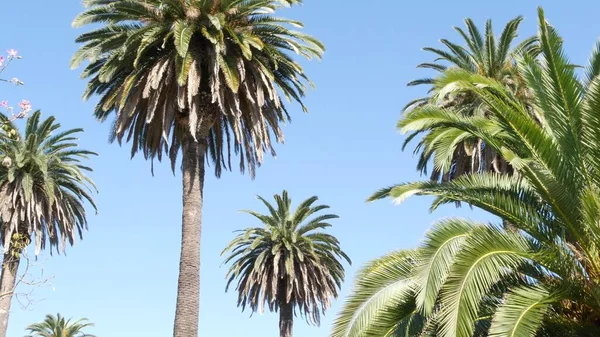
336 8 600 337
71 2 322 335
222 191 350 337
25 314 95 337
403 15 538 182
0 112 96 337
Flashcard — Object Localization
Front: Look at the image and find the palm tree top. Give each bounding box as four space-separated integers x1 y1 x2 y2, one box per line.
399 15 539 184
404 14 538 111
71 0 324 177
413 15 537 81
25 313 95 337
0 111 97 255
222 190 350 326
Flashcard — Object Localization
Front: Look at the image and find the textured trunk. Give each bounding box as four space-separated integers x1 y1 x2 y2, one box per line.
0 247 19 337
279 298 293 337
173 131 205 337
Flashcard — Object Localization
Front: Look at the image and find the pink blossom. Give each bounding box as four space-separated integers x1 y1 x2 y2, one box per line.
0 56 4 67
7 49 17 58
0 101 7 108
18 100 31 112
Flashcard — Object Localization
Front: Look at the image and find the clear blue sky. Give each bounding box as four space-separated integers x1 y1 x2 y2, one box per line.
1 1 599 336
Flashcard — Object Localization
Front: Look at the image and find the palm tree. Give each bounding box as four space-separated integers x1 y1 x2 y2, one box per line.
71 1 323 336
25 314 95 337
336 8 600 337
222 191 350 337
0 112 96 337
403 15 538 182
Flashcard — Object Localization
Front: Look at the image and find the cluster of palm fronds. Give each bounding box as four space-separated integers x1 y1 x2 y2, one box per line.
71 0 323 177
403 16 538 183
333 8 600 337
25 313 95 337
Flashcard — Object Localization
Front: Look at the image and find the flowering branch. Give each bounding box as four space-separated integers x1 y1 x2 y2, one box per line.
0 49 30 130
0 49 23 86
1 100 31 121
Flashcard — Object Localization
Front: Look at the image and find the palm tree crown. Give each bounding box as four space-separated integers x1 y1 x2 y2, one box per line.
403 16 538 182
25 314 95 337
222 191 351 327
71 0 324 176
0 111 97 255
337 8 600 337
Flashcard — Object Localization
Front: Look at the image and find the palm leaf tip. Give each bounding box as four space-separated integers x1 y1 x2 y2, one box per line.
367 186 395 202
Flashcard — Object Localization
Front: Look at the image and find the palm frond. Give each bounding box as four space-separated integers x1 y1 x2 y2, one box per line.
331 250 419 337
488 285 557 337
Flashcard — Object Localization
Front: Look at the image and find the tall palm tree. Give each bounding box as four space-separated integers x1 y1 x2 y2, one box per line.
71 1 323 336
25 314 95 337
403 16 538 182
222 191 350 337
0 112 97 337
336 8 600 337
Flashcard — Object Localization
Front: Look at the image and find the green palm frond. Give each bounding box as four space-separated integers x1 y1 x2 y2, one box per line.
414 219 480 315
488 285 558 337
436 227 534 337
584 38 600 85
330 250 421 337
495 16 523 72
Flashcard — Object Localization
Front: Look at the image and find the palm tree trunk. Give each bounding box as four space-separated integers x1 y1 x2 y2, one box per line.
0 247 20 337
173 131 206 337
279 298 293 337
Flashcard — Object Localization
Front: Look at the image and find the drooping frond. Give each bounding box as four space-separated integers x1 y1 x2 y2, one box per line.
330 250 421 337
72 0 324 177
414 219 480 315
488 286 557 337
436 227 534 337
